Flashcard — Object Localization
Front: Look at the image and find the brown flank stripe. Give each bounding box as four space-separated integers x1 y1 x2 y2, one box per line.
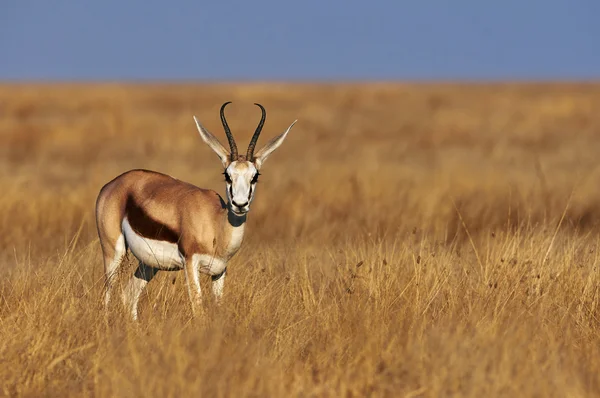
125 194 180 244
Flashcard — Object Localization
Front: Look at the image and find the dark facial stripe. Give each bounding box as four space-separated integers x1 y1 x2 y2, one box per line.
125 195 179 244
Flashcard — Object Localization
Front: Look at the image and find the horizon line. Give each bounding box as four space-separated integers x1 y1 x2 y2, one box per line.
1 78 599 85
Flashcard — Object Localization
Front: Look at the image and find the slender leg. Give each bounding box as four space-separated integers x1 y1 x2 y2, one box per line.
122 262 158 321
184 255 203 316
211 268 227 305
103 234 127 310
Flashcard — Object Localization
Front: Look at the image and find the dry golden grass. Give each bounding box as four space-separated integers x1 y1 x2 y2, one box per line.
2 82 600 397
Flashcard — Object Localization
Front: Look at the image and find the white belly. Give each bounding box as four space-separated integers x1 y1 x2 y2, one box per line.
192 253 227 276
122 218 184 270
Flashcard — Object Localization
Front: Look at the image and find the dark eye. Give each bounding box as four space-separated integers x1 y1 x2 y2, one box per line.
223 172 232 184
251 172 260 184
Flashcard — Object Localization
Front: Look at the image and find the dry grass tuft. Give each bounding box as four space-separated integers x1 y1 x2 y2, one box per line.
1 83 600 396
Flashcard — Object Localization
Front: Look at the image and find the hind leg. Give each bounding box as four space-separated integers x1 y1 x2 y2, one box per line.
122 262 159 321
102 234 127 310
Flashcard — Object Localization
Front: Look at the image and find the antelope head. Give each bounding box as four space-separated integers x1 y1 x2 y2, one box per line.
193 102 297 216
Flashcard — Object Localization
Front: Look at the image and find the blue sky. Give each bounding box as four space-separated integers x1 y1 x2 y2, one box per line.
1 0 598 81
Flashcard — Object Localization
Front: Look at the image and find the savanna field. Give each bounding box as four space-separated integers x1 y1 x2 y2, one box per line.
2 83 600 397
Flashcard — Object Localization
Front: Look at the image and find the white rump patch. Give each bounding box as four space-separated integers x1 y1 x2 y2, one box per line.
122 218 184 270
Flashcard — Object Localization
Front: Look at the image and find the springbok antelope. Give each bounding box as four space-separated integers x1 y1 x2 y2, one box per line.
95 102 297 320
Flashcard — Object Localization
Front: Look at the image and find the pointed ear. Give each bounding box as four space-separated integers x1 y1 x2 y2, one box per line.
253 120 297 169
194 116 231 168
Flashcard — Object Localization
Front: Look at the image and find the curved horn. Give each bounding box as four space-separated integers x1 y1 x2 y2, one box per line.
220 101 238 160
246 103 267 160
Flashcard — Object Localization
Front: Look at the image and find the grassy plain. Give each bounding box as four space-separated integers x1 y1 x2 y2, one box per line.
1 83 600 397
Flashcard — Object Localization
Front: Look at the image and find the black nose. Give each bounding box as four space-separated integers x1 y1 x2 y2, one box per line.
232 200 248 208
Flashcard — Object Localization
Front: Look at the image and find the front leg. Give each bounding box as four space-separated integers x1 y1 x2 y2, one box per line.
211 268 227 305
184 254 203 316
